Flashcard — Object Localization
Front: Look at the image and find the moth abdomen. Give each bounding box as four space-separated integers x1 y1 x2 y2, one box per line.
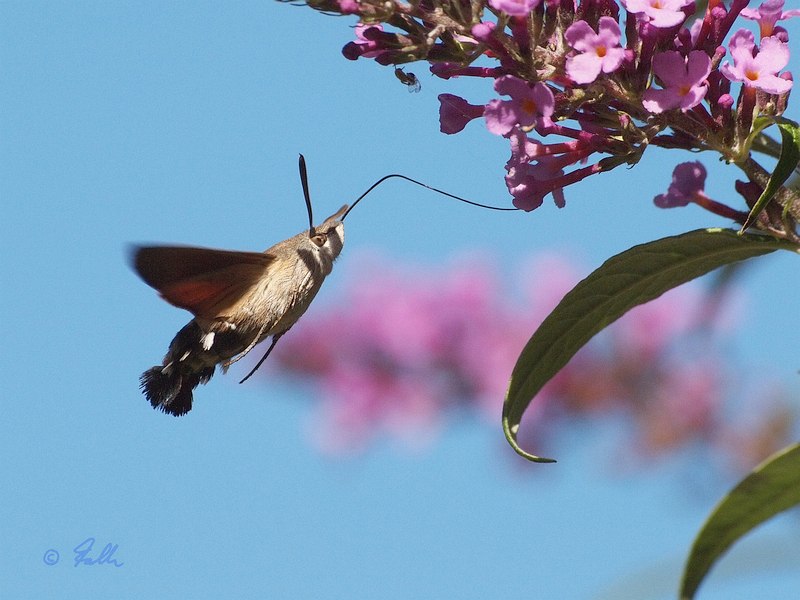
139 365 208 417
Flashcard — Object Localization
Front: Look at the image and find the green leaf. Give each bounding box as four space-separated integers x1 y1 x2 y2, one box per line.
502 229 798 463
740 119 800 233
680 443 800 600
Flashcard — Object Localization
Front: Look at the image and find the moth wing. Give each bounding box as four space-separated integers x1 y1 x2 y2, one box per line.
131 245 276 320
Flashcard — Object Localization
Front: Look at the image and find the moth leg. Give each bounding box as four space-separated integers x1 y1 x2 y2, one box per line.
221 321 270 373
238 330 288 385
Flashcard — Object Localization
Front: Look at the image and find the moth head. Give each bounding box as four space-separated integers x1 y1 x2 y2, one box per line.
307 204 347 261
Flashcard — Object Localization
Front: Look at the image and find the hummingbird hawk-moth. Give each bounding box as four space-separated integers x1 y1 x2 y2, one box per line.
132 155 346 416
132 155 516 416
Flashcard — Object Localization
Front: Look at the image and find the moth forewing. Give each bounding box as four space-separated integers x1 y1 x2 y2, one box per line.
132 246 277 320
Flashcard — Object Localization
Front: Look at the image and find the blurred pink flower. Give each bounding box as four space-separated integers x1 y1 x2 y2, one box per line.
269 250 795 473
614 285 701 359
642 362 722 450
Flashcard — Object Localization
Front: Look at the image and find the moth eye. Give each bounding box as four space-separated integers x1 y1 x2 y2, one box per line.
311 234 327 247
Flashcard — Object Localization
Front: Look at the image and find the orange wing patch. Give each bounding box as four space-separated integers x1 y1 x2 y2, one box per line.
132 245 276 320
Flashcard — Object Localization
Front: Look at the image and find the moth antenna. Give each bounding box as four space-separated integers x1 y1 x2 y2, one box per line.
341 174 519 221
298 154 315 237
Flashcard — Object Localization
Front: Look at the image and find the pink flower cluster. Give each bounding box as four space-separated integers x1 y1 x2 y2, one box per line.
272 253 534 453
300 0 799 239
267 251 794 471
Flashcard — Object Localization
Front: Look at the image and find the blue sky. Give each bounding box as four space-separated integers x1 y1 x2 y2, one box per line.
2 2 799 598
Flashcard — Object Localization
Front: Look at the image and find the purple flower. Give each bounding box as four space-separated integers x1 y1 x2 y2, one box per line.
621 0 693 29
438 94 485 134
505 158 566 211
484 76 554 136
505 163 545 211
505 128 562 210
720 29 792 94
470 21 496 43
337 0 359 14
642 50 711 113
342 24 386 61
565 17 626 84
741 0 800 38
655 162 750 221
653 161 707 208
320 0 797 228
487 0 541 18
507 127 547 163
